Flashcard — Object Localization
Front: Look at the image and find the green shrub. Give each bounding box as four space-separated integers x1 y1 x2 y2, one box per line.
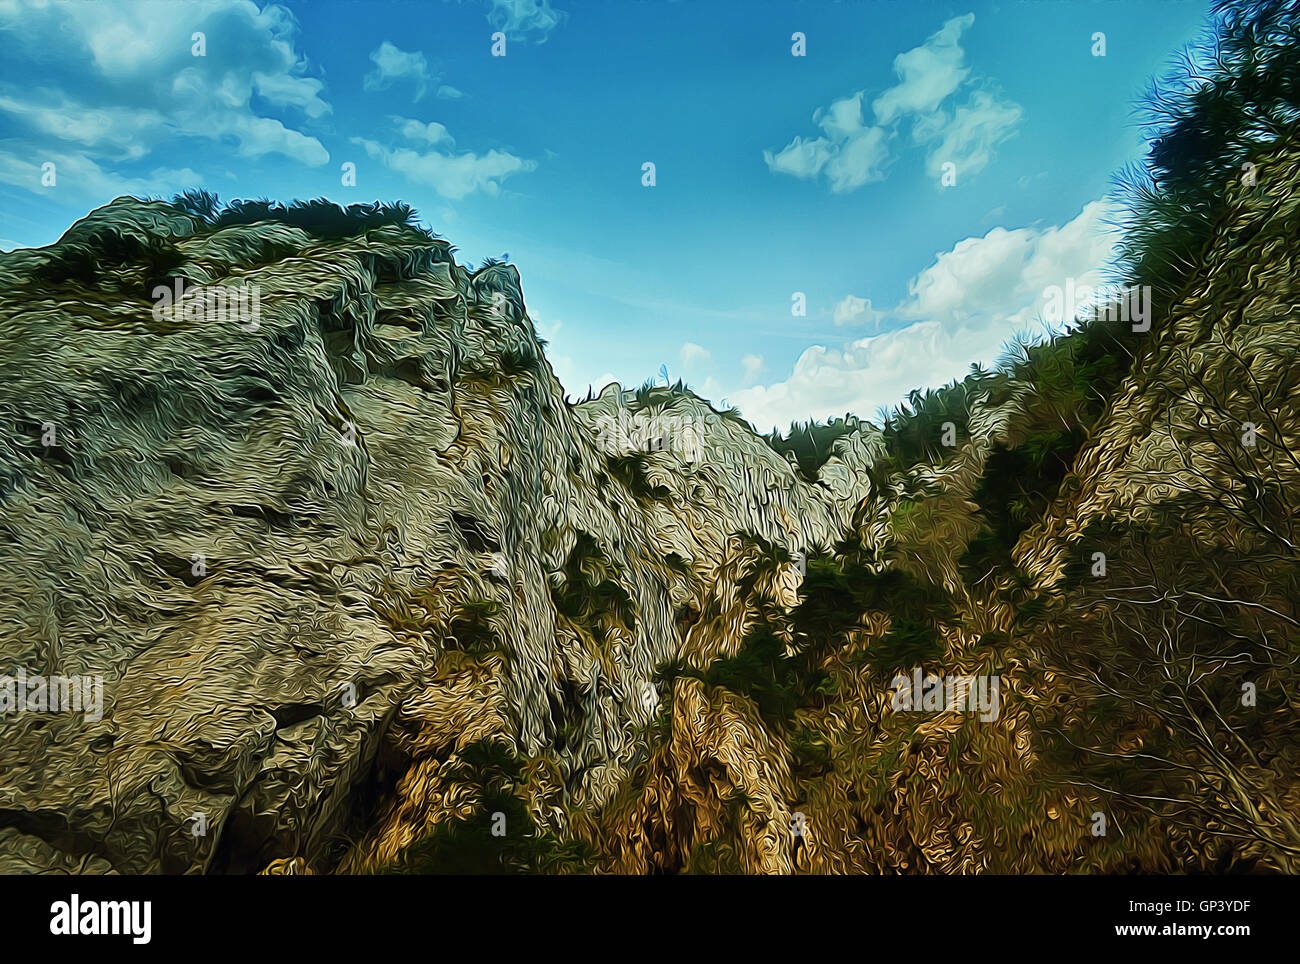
204 196 427 240
389 739 591 874
446 599 504 656
606 452 671 502
550 533 637 639
764 417 859 483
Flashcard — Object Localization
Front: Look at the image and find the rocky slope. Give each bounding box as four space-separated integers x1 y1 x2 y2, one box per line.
0 196 875 872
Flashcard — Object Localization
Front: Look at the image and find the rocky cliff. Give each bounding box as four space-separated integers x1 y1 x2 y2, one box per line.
0 195 878 872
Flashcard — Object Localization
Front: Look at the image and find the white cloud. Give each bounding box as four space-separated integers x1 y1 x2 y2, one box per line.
899 200 1118 327
249 69 330 118
764 12 1020 192
822 123 891 193
732 201 1121 433
762 135 832 182
363 43 460 101
679 342 711 367
364 41 438 100
0 94 165 160
485 0 566 43
915 88 1021 179
872 14 973 124
0 0 333 186
394 117 454 146
832 294 884 328
763 92 891 193
352 123 536 199
734 325 985 433
741 353 764 382
0 148 203 205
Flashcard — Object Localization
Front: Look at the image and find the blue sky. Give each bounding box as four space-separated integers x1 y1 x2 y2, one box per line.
0 0 1214 431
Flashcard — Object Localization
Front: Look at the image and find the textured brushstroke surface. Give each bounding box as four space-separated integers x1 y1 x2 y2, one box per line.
1 130 1298 873
0 197 865 872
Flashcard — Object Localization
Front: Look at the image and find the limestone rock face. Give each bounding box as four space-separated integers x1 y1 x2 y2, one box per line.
0 198 853 873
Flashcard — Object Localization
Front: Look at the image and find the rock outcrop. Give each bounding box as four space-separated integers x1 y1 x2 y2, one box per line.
0 197 859 872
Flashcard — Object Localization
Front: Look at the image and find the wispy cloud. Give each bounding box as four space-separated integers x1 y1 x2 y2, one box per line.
483 0 567 43
763 93 892 192
872 14 973 123
914 88 1021 179
363 41 465 101
679 342 711 368
364 41 433 98
0 148 204 205
352 117 536 198
764 13 1020 192
393 117 454 146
